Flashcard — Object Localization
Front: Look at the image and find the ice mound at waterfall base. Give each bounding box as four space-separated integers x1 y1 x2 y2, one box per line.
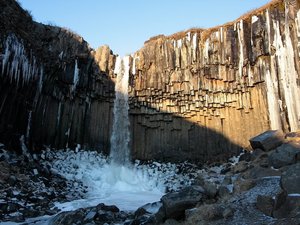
41 149 196 212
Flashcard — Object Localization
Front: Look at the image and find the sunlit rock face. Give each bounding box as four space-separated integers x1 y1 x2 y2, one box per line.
128 0 300 161
0 0 300 162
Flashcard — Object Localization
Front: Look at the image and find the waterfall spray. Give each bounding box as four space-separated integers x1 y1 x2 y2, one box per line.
110 56 131 165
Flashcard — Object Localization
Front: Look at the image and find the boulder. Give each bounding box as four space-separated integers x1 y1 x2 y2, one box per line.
242 166 281 180
273 195 300 219
249 130 284 151
281 163 300 194
256 195 274 216
256 190 287 217
268 143 300 169
218 185 233 199
134 201 162 218
194 176 218 198
50 203 128 225
232 161 250 173
185 203 234 222
234 178 257 193
161 185 204 220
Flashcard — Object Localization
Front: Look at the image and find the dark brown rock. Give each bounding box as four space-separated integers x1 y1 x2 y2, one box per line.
268 143 300 169
256 195 274 216
281 163 300 194
161 186 204 220
273 195 300 219
249 130 285 152
234 178 257 193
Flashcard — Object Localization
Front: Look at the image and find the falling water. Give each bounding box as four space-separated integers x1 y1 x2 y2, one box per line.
110 56 131 165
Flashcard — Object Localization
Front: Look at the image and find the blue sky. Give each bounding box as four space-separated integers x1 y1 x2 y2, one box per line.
18 0 271 56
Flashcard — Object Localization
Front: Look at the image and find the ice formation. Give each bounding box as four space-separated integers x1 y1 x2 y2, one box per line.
1 34 42 87
41 149 198 211
71 59 80 93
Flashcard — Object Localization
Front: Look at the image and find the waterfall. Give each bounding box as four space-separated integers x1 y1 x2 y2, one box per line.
110 56 131 165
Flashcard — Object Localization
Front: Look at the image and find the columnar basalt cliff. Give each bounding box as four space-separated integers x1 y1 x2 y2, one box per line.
0 0 300 162
0 0 116 152
128 0 300 161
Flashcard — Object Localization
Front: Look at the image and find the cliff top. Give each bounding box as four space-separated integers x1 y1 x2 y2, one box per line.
144 0 283 44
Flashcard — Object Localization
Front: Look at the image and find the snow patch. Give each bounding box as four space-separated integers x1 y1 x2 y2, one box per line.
252 15 259 24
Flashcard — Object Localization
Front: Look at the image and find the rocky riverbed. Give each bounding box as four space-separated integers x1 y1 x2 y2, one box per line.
0 130 300 225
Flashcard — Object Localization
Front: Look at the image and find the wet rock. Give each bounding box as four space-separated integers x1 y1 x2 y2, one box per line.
234 178 257 193
194 176 218 198
134 201 162 218
239 151 252 162
274 218 300 225
50 204 129 225
256 195 274 216
163 218 181 225
218 185 233 199
232 161 250 173
242 166 281 180
0 202 22 214
250 148 265 160
96 203 120 213
185 204 233 222
222 207 234 219
273 195 300 219
281 163 300 194
161 185 204 220
249 130 284 151
268 143 300 169
50 208 87 225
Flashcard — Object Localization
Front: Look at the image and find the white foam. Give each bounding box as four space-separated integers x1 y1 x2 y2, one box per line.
42 149 197 212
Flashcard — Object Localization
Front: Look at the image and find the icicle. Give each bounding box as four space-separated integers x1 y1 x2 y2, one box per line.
131 55 139 76
265 69 281 130
1 34 41 86
59 51 64 60
192 33 197 62
71 59 80 93
295 10 300 57
271 4 300 131
220 27 223 43
173 40 176 49
237 20 244 78
204 39 210 61
57 102 62 127
177 39 182 48
186 32 191 42
38 66 44 93
26 110 32 143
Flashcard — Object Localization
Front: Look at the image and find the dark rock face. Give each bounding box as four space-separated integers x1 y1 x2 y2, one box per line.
281 163 300 194
268 143 300 168
0 0 116 153
161 186 204 219
1 0 300 163
250 130 285 151
50 203 130 225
